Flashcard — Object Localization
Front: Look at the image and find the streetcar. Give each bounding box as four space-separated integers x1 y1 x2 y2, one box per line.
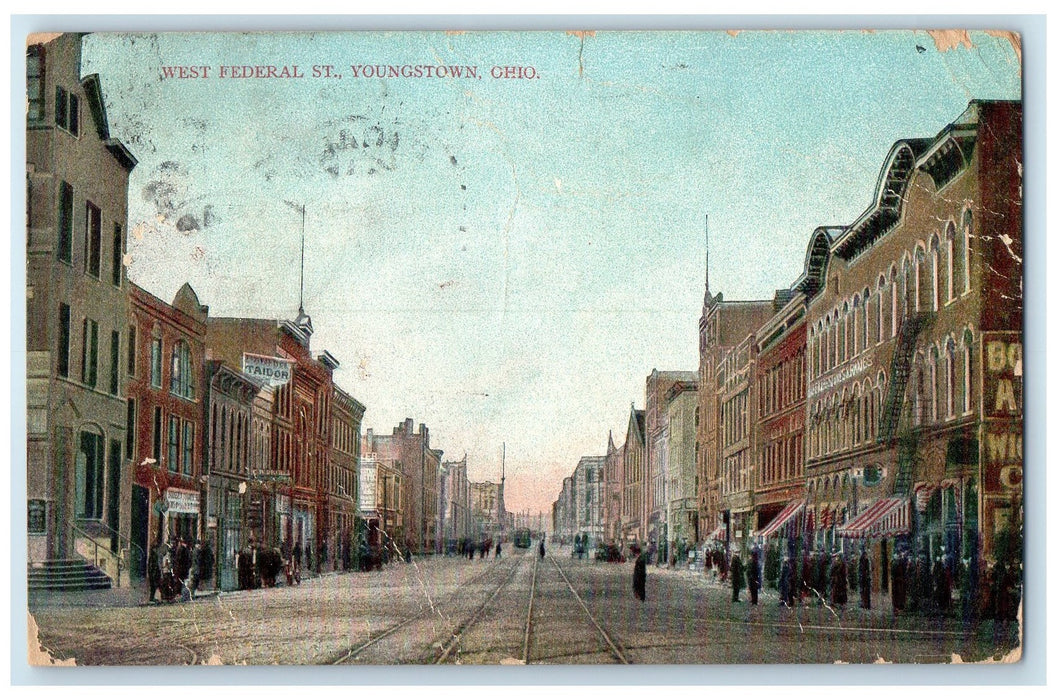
513 528 532 548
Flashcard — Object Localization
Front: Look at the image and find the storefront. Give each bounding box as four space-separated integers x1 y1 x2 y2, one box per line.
163 488 200 542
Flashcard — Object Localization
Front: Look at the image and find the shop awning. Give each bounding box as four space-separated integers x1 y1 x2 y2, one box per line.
705 526 727 542
838 497 911 538
914 482 938 512
756 499 806 539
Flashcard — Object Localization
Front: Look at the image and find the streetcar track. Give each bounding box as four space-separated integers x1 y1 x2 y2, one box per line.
550 558 629 664
434 555 523 664
326 558 511 665
521 547 539 663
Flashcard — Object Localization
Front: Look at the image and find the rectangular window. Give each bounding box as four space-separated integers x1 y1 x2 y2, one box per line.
27 46 45 123
28 499 47 534
111 224 123 286
54 86 79 136
127 325 137 376
76 430 104 519
85 202 101 278
81 318 98 388
57 181 73 263
152 407 162 462
125 399 136 460
182 422 194 475
150 338 162 388
57 303 71 377
109 329 120 395
55 86 68 130
167 416 179 472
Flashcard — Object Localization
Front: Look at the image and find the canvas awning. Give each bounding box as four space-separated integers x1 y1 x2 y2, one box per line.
914 482 938 512
705 526 727 542
838 497 911 538
756 499 806 539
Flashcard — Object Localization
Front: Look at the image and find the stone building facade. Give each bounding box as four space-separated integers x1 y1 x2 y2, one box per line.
26 31 137 583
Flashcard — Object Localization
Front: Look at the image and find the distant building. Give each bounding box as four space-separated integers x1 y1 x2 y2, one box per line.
664 380 698 551
363 419 440 554
645 370 696 558
621 406 646 546
328 386 364 570
470 479 506 542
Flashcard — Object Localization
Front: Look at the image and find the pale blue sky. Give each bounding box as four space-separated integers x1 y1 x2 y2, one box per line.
81 30 1021 512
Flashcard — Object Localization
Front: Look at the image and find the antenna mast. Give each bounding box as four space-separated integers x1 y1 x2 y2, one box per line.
705 213 710 295
298 204 306 310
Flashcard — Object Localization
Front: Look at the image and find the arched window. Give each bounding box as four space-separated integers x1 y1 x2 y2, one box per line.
841 303 850 364
889 264 899 338
928 346 939 423
876 275 886 342
914 246 927 312
902 255 914 319
929 234 941 312
170 340 194 400
876 371 887 438
945 337 957 419
852 295 861 356
913 353 926 426
962 329 974 414
961 209 973 295
863 378 874 441
862 288 871 348
946 220 957 302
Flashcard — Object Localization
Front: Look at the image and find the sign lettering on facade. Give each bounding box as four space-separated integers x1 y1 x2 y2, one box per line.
807 356 873 399
242 353 293 387
359 457 377 516
981 332 1023 493
165 489 200 514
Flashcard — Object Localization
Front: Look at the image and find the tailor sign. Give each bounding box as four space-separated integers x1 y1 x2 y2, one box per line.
242 353 293 387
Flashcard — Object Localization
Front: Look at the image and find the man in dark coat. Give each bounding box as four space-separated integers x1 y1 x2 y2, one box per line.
730 552 745 603
147 538 163 603
539 538 546 559
933 549 952 614
778 556 794 607
801 551 815 604
829 552 848 607
858 548 872 610
632 549 647 602
495 542 502 559
891 550 908 612
959 555 979 621
173 537 191 583
747 548 762 605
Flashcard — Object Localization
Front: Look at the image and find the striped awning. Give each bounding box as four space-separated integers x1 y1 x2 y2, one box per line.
756 499 806 539
914 482 938 512
838 497 911 538
706 526 727 542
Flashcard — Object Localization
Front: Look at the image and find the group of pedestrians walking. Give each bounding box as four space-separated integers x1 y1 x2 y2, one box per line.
147 535 214 604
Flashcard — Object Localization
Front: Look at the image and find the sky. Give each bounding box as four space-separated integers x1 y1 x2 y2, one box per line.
80 30 1021 514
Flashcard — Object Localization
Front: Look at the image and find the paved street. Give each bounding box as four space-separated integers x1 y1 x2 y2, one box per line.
28 546 1019 666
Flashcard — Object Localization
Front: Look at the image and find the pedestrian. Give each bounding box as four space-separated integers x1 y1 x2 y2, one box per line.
539 539 546 559
960 555 979 622
189 541 203 599
933 548 952 614
730 552 745 603
495 541 502 559
748 547 761 606
858 548 872 610
147 538 164 603
891 549 908 613
814 549 829 607
469 542 475 560
828 551 848 608
778 555 794 607
633 548 647 602
174 537 192 585
305 542 314 573
801 550 815 604
293 540 303 577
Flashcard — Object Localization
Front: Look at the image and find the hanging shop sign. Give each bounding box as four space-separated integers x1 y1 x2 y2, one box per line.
242 353 293 387
165 489 200 514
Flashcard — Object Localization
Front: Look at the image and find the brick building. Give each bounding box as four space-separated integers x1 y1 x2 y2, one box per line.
696 293 772 547
803 101 1023 582
127 282 208 570
603 431 623 545
621 405 646 546
664 380 698 554
644 370 696 558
